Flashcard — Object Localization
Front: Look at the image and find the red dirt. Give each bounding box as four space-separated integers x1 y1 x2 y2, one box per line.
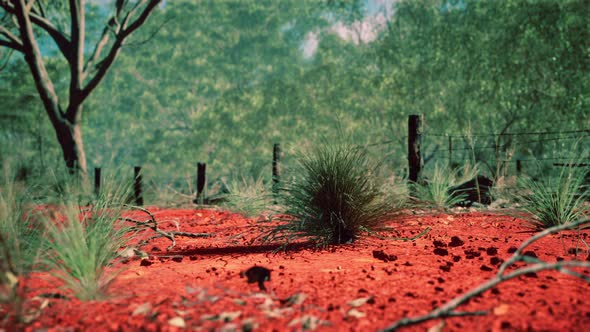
3 209 590 331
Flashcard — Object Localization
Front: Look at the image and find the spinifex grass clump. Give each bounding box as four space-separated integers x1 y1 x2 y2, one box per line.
518 163 590 229
271 143 392 247
41 174 133 301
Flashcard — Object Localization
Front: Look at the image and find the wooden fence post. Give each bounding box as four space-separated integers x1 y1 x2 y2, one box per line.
134 166 143 206
272 143 281 204
94 167 101 196
196 162 207 205
448 135 453 169
408 114 423 184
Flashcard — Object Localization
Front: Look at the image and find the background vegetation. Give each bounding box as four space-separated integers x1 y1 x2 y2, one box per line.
1 0 588 203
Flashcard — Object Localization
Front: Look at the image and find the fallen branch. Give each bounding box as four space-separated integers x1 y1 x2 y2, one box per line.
381 218 590 332
120 205 213 250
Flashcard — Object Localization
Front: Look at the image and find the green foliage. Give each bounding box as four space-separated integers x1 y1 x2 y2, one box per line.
220 175 273 218
269 143 393 247
517 163 590 229
41 174 133 301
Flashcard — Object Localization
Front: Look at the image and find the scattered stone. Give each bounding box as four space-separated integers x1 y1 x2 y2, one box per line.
372 250 398 262
448 236 465 247
140 259 153 267
434 248 449 256
486 247 498 256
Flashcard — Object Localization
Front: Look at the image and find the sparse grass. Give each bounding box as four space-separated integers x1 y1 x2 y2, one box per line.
266 143 394 247
518 163 590 229
41 173 133 301
220 175 273 218
413 163 478 209
0 162 45 326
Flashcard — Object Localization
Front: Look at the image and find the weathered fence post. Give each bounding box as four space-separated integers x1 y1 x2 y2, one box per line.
196 162 207 205
448 135 453 169
408 114 423 184
94 167 101 196
272 143 281 204
134 166 143 206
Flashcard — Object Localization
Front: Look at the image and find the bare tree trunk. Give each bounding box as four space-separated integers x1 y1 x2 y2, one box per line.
53 117 87 176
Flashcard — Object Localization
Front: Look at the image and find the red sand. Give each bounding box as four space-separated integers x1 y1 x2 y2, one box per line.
3 209 590 331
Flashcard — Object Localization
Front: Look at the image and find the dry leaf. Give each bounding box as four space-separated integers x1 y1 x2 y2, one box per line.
493 303 510 316
219 311 242 322
348 296 373 308
427 320 446 332
346 308 366 318
132 302 152 316
282 292 307 307
168 317 186 328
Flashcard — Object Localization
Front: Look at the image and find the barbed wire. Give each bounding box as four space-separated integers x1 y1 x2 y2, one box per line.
425 129 590 138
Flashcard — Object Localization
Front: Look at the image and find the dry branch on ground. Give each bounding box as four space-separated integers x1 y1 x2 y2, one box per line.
120 205 213 250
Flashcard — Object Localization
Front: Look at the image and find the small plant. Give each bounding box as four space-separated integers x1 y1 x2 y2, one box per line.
220 175 272 218
268 143 393 247
41 173 133 300
413 163 477 209
518 163 590 229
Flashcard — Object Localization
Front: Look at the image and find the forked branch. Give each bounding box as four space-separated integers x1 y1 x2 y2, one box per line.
120 205 213 251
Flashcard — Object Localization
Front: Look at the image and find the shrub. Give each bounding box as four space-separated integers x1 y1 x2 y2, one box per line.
518 164 590 229
270 143 393 247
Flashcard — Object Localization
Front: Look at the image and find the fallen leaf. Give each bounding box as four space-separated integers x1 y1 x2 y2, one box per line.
219 311 242 322
346 308 366 318
281 293 307 307
427 320 446 332
168 317 186 328
288 315 327 330
493 303 510 316
132 302 152 316
348 296 373 308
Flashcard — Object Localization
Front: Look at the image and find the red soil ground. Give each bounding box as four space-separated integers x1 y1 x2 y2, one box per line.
3 208 590 331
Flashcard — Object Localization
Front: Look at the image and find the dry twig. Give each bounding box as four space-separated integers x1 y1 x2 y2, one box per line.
120 205 213 250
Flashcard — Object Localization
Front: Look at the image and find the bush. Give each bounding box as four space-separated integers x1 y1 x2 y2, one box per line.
270 143 393 247
518 164 590 229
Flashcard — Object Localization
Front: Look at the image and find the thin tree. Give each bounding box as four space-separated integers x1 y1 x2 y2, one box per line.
0 0 161 176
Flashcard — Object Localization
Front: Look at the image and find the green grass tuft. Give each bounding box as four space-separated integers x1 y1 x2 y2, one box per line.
41 173 133 300
518 163 590 229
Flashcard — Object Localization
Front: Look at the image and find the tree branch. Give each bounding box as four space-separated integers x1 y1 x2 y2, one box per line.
80 0 160 103
0 24 23 51
0 0 71 61
65 0 84 121
12 0 64 128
